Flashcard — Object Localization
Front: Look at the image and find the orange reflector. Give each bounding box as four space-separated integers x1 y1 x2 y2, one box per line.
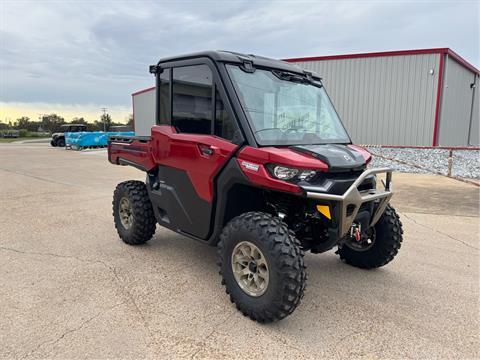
316 205 331 220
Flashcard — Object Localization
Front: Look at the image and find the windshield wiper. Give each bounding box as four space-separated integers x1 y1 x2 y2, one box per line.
272 70 322 87
254 127 283 135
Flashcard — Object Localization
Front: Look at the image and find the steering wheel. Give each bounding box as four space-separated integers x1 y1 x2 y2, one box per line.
286 126 307 133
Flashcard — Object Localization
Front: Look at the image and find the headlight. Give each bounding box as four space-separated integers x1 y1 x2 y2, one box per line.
273 166 298 180
268 165 317 182
298 170 316 181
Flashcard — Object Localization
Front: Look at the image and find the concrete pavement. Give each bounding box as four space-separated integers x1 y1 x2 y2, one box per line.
0 143 478 359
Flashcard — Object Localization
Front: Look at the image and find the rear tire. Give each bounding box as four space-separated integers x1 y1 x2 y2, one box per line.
338 205 403 269
218 212 306 323
56 138 65 147
113 180 156 245
50 139 57 147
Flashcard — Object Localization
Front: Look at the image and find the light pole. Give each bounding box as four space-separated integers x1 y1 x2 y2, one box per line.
100 108 108 132
37 114 44 133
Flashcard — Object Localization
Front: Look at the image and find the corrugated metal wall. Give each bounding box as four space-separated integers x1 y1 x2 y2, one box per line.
133 89 155 137
292 54 440 146
469 74 479 145
438 56 478 146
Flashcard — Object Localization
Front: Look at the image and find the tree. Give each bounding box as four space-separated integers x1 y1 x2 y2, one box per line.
41 114 65 133
13 116 41 132
99 113 113 131
70 117 99 131
71 117 88 125
15 116 31 129
126 114 134 127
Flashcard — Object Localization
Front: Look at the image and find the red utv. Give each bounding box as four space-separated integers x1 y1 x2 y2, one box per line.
108 51 403 322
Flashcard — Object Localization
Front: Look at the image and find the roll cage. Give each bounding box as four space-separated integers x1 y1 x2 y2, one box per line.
149 51 350 149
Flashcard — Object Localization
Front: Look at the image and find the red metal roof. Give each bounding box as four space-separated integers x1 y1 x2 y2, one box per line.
284 48 479 75
132 48 478 97
131 86 155 97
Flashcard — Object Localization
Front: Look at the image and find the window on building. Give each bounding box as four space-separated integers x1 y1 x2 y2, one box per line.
214 88 239 141
159 68 170 125
172 65 213 134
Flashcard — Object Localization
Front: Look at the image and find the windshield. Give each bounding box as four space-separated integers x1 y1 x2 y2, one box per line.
226 65 350 146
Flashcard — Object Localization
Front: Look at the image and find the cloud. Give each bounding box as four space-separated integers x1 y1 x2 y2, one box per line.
1 0 478 120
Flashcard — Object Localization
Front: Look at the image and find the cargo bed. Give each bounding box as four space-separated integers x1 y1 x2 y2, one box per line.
108 135 156 171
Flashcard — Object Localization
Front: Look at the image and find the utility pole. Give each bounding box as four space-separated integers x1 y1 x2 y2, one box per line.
38 114 44 133
100 108 108 132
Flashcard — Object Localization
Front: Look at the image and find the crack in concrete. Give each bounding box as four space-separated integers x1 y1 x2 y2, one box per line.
333 329 365 349
0 168 82 188
0 246 105 264
402 213 479 251
104 263 155 337
20 302 125 359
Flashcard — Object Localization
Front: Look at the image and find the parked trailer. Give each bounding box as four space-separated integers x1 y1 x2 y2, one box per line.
65 131 134 150
2 130 20 138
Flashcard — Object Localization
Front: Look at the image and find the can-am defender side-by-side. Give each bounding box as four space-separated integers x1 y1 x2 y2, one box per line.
108 51 403 322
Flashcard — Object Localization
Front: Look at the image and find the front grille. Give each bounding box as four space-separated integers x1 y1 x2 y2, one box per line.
306 172 375 196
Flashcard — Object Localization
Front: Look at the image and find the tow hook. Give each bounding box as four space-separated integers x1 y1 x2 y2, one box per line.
350 223 362 242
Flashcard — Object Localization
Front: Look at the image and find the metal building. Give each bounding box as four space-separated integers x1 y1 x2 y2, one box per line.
285 48 479 146
131 48 479 146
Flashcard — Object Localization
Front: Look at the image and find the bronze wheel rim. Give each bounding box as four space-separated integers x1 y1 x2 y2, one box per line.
231 241 269 297
119 197 133 229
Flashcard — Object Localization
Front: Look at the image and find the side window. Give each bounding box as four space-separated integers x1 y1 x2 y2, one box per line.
172 65 213 134
214 88 239 141
159 68 170 125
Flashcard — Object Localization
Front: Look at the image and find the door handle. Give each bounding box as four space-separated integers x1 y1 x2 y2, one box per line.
201 147 214 156
198 144 217 157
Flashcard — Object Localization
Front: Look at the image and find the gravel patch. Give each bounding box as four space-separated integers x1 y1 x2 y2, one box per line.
366 147 480 180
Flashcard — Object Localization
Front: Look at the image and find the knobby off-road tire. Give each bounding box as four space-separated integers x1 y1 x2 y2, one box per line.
113 180 156 245
56 137 66 147
338 205 403 269
50 139 57 147
218 212 306 323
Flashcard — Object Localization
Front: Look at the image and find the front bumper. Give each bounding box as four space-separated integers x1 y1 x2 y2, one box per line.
303 168 393 238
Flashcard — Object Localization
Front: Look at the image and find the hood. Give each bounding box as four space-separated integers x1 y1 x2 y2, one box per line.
290 144 366 172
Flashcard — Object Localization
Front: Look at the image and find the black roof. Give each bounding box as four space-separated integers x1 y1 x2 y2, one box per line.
156 50 316 77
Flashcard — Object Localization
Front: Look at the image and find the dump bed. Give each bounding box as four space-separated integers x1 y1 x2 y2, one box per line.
108 135 156 171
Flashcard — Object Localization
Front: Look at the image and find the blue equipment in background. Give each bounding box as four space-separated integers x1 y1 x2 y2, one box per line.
65 131 134 150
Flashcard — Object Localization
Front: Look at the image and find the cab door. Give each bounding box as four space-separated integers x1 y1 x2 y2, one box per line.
149 62 243 239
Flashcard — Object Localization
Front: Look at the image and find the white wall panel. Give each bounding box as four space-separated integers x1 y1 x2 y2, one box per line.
133 89 155 137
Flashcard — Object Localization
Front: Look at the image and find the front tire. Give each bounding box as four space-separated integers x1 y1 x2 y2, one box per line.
56 138 65 147
338 205 403 269
218 212 306 323
112 180 156 245
50 139 57 147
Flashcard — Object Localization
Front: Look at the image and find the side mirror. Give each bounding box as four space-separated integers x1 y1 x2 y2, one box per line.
149 65 158 75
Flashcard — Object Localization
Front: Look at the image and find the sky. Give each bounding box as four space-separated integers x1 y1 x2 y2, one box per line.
1 0 479 124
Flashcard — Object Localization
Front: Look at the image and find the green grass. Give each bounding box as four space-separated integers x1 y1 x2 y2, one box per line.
0 137 50 143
